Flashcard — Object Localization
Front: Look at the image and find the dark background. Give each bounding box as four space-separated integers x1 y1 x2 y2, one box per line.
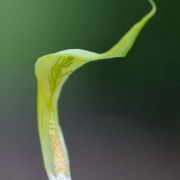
0 0 180 179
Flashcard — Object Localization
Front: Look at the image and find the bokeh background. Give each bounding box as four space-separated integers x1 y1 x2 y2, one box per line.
0 0 180 179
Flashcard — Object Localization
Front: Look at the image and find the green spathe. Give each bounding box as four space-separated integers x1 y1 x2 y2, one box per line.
35 1 156 180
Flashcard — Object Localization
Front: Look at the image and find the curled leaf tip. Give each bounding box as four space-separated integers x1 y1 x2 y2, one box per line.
102 0 157 58
148 0 157 18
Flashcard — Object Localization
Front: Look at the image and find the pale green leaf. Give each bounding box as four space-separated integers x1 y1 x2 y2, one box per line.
35 1 156 180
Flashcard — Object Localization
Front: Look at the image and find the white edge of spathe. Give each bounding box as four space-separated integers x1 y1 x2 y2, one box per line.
49 172 72 180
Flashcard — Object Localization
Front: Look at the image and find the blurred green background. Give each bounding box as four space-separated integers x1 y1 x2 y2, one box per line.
0 0 180 179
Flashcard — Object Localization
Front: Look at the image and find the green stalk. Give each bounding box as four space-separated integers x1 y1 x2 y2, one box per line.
35 1 156 179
